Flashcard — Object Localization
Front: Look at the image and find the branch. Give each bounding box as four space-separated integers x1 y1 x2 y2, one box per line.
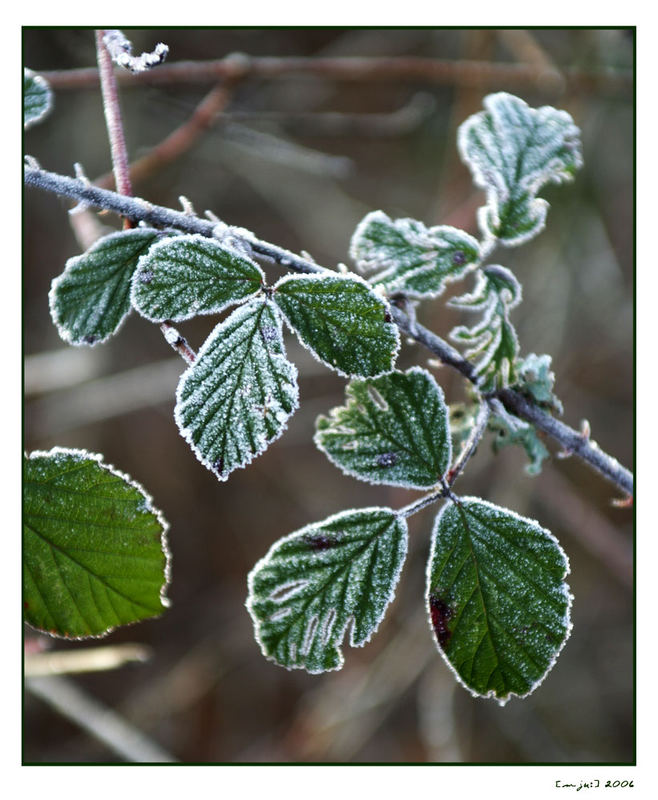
40 55 632 95
23 166 634 496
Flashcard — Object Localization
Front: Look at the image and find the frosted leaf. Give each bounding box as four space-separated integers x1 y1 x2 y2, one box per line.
23 447 170 639
458 92 582 246
50 228 164 346
131 234 264 323
350 211 480 298
426 497 572 705
175 299 298 481
247 507 408 673
515 352 563 415
449 265 521 392
24 68 53 129
272 272 399 378
315 367 451 489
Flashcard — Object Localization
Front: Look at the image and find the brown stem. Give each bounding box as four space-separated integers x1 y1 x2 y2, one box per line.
95 30 133 201
95 82 234 191
41 55 632 95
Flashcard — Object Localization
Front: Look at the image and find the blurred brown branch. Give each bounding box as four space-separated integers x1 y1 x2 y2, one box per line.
40 54 632 95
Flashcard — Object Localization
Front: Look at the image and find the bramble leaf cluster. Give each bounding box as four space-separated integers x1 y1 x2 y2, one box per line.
28 88 583 703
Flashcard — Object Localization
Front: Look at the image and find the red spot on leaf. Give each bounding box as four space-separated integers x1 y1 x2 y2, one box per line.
429 593 454 649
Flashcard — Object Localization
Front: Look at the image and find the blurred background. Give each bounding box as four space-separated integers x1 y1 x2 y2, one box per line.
23 28 634 764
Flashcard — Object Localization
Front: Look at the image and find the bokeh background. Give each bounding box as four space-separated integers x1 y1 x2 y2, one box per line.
23 28 634 764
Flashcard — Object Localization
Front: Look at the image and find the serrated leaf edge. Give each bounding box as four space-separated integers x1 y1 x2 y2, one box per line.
272 271 400 379
173 299 299 481
314 366 452 490
246 506 408 674
350 209 481 299
425 495 573 706
49 227 162 347
130 233 265 324
24 68 54 129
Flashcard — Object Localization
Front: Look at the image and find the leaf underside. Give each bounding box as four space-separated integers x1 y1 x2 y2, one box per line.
458 92 583 246
426 497 571 704
247 507 408 673
273 273 399 378
315 367 452 489
131 234 264 323
50 228 163 346
175 299 299 481
23 448 170 638
350 210 480 298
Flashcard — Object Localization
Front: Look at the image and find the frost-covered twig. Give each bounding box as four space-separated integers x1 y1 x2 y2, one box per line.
39 55 632 95
102 30 168 74
23 166 634 496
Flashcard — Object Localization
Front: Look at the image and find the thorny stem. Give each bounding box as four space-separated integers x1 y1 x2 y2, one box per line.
23 166 634 497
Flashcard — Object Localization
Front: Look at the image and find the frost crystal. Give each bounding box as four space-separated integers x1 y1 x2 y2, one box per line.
131 234 264 323
426 496 572 704
458 92 583 247
174 299 299 480
350 210 480 298
247 507 408 673
449 265 522 391
273 272 399 378
315 367 452 489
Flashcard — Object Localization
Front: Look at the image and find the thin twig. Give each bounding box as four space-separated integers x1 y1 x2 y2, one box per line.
159 322 196 365
40 55 633 95
23 166 634 496
95 30 133 200
446 401 490 487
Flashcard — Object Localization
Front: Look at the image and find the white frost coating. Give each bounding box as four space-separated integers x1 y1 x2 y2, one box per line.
246 506 408 674
130 233 264 324
314 366 452 491
425 496 572 705
272 271 400 379
25 447 172 638
174 299 299 481
102 30 168 73
457 92 583 247
349 210 481 300
50 228 161 347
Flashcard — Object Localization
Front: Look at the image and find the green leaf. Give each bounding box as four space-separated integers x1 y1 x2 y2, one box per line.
175 299 298 480
458 92 582 246
488 411 550 476
349 210 480 298
50 228 164 346
24 68 53 129
272 273 399 378
426 497 571 704
131 234 264 323
247 507 408 673
315 367 451 489
23 448 170 639
449 265 521 392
